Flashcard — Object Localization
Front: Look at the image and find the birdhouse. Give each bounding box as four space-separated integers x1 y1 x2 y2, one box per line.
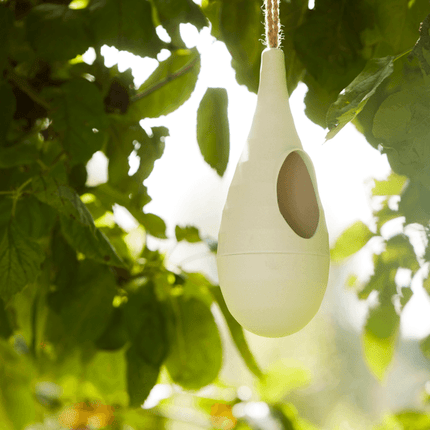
217 48 330 338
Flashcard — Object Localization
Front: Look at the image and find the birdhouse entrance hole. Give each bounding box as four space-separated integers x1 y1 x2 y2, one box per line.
276 151 319 239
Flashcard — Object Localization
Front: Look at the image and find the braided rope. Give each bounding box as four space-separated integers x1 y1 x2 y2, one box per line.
265 0 280 48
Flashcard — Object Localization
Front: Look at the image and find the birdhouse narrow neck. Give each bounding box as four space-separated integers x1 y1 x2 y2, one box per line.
257 48 289 103
246 48 302 155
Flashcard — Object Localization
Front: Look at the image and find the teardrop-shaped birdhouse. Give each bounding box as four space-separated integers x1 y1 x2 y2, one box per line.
216 48 330 338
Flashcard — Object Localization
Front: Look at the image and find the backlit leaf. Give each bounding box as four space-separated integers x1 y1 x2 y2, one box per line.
0 340 36 429
60 215 125 267
212 286 262 378
410 14 430 79
126 345 160 408
32 176 95 229
326 56 394 140
175 225 202 243
218 0 263 93
330 221 374 262
372 172 407 196
129 48 200 120
421 334 430 360
197 87 230 177
85 349 128 406
362 302 400 380
165 295 222 390
258 358 311 403
90 0 163 58
0 298 12 339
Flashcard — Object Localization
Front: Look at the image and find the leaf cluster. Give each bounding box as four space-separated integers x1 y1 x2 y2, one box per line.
0 0 240 428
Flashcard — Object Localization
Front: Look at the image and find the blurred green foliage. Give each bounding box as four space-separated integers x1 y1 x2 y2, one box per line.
1 0 430 429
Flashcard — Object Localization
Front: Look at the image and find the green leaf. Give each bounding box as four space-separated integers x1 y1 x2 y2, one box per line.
421 334 430 359
152 0 207 33
326 56 394 140
92 183 159 235
217 0 263 93
106 119 145 192
280 0 308 95
51 229 79 290
165 295 222 390
32 176 95 229
375 200 401 233
44 79 108 164
197 87 230 176
362 302 400 380
0 220 44 301
15 196 56 239
211 286 263 378
85 349 128 406
0 298 12 339
399 286 413 309
0 340 36 430
373 86 430 143
124 285 168 367
258 358 311 403
358 253 397 300
129 48 200 120
293 0 366 93
0 6 13 73
379 411 430 430
303 75 339 128
423 270 430 296
373 0 430 57
372 172 407 196
60 215 125 267
175 225 201 243
26 4 90 61
0 82 16 145
139 213 167 239
410 14 430 79
398 180 430 226
126 344 160 408
46 260 116 347
0 142 38 167
372 86 430 183
330 221 374 262
95 306 129 351
90 0 163 58
383 234 420 274
134 126 168 183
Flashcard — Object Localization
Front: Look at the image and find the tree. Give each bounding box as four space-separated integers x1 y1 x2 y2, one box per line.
0 0 430 429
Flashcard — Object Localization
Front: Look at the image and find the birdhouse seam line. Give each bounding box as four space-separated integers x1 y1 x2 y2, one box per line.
218 251 329 257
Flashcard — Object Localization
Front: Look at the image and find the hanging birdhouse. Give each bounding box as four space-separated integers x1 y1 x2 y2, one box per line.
216 20 330 338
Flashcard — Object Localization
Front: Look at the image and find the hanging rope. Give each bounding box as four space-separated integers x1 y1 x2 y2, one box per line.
265 0 280 48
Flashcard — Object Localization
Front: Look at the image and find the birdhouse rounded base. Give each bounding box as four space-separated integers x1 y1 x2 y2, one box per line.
217 252 329 338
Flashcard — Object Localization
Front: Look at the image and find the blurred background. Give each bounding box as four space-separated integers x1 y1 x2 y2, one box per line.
83 15 430 430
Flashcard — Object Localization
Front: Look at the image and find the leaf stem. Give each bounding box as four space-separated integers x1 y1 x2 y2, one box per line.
7 69 51 111
394 48 413 62
11 177 33 216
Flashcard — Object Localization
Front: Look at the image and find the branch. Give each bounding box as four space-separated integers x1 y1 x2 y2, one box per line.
130 55 199 103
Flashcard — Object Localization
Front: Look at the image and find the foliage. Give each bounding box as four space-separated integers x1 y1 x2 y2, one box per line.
1 0 430 429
